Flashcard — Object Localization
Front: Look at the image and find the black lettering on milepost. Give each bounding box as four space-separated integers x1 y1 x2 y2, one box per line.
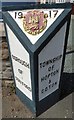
49 80 51 84
41 81 58 94
45 87 48 92
18 69 23 74
40 55 62 68
48 65 54 72
15 76 32 92
12 54 30 69
41 69 59 82
41 89 44 94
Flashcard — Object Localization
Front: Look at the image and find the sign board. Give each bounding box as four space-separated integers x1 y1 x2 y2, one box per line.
3 4 71 117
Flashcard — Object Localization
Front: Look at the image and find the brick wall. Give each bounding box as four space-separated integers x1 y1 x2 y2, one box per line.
0 23 13 80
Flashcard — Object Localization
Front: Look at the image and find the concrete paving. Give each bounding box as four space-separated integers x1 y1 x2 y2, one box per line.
2 80 73 118
38 94 72 118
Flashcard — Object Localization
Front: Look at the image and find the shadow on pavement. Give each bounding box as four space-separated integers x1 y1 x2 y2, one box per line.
60 72 74 100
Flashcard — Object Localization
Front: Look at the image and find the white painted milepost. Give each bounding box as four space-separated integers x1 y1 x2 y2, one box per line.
3 3 71 116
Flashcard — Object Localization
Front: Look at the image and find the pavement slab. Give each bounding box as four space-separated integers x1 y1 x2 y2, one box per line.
2 80 73 118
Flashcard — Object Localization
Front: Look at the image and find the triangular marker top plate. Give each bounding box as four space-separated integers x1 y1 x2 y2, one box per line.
8 9 64 44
